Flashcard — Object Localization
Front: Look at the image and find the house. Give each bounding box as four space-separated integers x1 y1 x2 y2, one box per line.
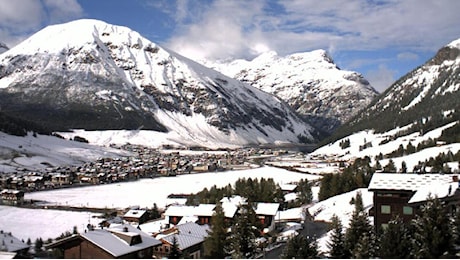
153 222 210 259
123 209 149 224
0 230 30 258
1 189 24 206
368 173 460 231
164 204 215 225
255 203 280 233
46 224 161 259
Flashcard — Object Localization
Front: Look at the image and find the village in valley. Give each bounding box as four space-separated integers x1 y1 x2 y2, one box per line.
2 140 460 258
0 144 330 258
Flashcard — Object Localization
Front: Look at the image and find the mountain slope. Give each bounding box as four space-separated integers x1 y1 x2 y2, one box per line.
314 38 460 171
0 19 317 148
330 38 460 143
205 50 378 134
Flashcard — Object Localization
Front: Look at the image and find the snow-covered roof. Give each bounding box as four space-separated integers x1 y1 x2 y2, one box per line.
123 209 147 219
161 222 210 250
279 183 297 191
409 181 458 204
255 203 279 216
0 231 29 252
368 173 456 191
81 224 161 257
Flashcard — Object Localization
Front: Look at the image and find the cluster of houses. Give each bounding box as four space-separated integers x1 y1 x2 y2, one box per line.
0 145 284 197
40 194 300 259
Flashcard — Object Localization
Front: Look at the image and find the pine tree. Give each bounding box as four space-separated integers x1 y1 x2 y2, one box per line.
228 202 258 258
204 203 228 258
352 231 377 259
34 237 43 253
281 235 318 259
168 236 182 259
327 214 347 258
344 191 372 256
378 216 413 258
383 159 396 172
411 196 454 258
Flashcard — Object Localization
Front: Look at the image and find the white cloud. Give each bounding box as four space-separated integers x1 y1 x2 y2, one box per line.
0 0 83 46
397 52 420 61
165 0 460 62
365 64 397 93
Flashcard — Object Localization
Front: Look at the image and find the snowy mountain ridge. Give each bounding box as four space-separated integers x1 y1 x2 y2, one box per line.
204 49 378 134
0 19 317 149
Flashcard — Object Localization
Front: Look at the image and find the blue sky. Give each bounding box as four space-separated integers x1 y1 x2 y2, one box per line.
1 0 459 92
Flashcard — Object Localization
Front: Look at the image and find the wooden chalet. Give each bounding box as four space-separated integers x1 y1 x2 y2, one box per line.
255 203 280 233
368 173 460 232
1 189 24 206
123 209 148 224
0 231 30 258
46 224 161 259
153 222 210 259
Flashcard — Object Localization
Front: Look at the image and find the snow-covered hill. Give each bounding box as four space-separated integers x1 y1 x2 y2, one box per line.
0 131 130 172
314 38 460 171
0 19 317 149
204 50 378 134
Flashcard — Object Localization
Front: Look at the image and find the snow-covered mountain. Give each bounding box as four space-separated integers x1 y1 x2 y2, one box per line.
314 38 460 171
0 42 8 54
0 19 318 148
204 50 378 134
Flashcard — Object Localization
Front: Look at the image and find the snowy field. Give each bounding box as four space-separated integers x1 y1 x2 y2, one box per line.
0 167 321 242
0 206 102 242
25 166 321 209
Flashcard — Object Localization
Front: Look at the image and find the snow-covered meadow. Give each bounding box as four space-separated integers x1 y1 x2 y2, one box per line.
1 166 321 242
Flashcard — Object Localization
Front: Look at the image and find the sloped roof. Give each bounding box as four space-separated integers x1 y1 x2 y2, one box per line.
368 173 455 191
0 232 29 252
409 181 458 204
123 209 147 219
80 224 161 257
256 203 280 216
161 222 210 250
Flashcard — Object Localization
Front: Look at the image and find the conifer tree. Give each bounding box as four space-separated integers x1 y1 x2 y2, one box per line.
228 202 258 259
204 203 228 258
281 235 318 259
352 231 377 259
378 216 413 258
168 236 182 259
344 191 372 256
411 196 454 258
327 214 347 258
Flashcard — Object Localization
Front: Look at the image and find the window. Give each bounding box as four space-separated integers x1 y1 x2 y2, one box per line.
381 224 389 230
381 205 391 214
403 206 413 215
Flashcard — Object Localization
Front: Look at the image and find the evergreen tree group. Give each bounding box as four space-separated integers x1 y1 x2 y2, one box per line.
327 193 460 258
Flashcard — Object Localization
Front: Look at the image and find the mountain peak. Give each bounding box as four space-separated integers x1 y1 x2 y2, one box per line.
0 19 317 148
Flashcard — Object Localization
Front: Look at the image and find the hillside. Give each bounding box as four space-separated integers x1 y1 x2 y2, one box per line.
205 50 378 134
314 38 460 171
0 19 318 149
325 38 460 144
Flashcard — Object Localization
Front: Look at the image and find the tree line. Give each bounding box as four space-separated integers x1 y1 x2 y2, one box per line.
186 177 313 209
